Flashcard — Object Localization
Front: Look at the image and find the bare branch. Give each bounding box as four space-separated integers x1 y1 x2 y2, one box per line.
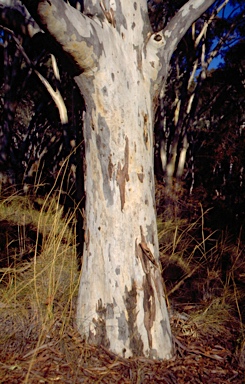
21 0 103 73
35 69 68 124
194 0 230 48
162 0 216 59
1 25 68 124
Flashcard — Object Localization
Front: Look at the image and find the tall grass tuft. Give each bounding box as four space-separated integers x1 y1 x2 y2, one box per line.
0 188 80 381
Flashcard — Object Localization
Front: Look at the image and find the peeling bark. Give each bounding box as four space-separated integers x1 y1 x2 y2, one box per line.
143 272 156 350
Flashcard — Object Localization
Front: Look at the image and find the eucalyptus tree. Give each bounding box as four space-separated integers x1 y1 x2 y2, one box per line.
0 0 216 358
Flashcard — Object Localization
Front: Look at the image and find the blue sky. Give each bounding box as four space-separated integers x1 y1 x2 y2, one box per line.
208 2 238 69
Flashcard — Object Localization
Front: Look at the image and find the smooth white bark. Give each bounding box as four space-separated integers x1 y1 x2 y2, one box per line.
74 23 172 358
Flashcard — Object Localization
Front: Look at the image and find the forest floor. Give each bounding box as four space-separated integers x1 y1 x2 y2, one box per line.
0 192 244 383
0 301 244 383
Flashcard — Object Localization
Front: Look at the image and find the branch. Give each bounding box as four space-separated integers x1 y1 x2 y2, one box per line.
194 0 230 48
162 0 216 61
206 21 237 66
35 64 68 125
22 0 102 73
148 0 217 96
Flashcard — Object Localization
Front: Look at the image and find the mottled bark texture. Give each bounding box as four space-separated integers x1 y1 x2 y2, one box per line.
1 0 216 359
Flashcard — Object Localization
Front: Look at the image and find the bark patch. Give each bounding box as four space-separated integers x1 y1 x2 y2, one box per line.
88 299 110 348
116 137 129 211
96 114 114 206
117 311 128 343
124 281 144 356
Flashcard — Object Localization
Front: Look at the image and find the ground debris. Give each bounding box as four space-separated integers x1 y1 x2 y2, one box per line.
0 319 244 384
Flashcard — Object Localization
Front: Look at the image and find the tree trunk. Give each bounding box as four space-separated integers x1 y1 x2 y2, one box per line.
69 0 174 359
74 30 173 358
0 0 216 359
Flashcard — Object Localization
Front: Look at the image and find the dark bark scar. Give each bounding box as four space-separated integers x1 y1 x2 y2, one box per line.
116 136 129 211
82 209 90 250
142 113 149 148
143 273 156 349
108 154 114 180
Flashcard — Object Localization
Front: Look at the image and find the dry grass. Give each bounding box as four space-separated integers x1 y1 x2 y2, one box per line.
157 193 245 373
0 190 80 382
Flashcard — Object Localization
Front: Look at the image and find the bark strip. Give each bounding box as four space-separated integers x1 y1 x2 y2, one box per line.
116 136 129 211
